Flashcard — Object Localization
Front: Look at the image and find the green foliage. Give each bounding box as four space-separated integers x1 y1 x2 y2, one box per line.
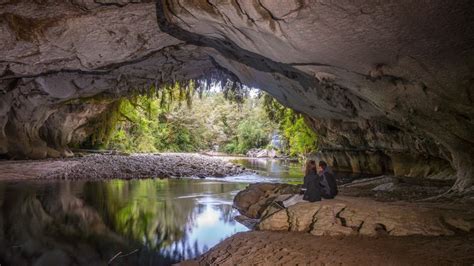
229 115 270 154
85 81 317 157
282 111 318 156
104 85 277 154
87 99 123 149
262 95 318 156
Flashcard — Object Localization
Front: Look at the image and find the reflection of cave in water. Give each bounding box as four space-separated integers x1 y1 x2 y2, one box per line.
0 179 248 265
0 158 376 265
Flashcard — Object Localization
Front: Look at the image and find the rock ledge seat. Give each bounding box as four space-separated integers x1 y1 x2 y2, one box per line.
234 184 474 237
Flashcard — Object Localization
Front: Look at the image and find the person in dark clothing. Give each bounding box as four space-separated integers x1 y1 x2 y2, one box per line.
302 160 322 202
318 161 338 199
279 160 324 208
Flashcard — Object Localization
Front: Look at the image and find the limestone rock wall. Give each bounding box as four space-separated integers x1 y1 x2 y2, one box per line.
0 0 219 158
155 0 474 190
305 117 456 179
0 0 473 190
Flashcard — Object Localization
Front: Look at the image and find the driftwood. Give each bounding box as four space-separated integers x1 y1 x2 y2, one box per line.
107 249 139 265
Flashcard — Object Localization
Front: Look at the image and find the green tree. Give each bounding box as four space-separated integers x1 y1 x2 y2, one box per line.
262 95 318 156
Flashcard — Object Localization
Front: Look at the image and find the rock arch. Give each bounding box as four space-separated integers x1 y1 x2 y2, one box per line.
0 0 472 191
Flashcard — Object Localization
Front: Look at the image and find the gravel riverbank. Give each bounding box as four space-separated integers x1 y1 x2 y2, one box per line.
38 153 247 180
0 153 247 180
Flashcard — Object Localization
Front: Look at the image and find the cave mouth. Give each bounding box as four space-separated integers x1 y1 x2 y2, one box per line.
1 1 474 264
0 0 472 194
67 79 294 157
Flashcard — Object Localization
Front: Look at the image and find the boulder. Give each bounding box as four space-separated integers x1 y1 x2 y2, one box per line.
233 183 300 219
246 149 278 158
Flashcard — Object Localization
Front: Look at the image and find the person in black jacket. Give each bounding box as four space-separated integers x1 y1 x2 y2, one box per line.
318 161 338 199
301 160 322 202
279 160 323 208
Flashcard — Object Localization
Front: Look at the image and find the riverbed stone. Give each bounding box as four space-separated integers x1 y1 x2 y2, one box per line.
37 153 247 180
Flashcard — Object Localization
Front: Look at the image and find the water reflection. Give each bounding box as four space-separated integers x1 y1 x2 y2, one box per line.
229 158 304 184
228 158 372 184
0 179 247 265
0 158 362 265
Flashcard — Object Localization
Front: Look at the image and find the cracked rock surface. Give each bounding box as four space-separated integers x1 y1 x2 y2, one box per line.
182 231 474 265
234 183 474 237
258 198 474 237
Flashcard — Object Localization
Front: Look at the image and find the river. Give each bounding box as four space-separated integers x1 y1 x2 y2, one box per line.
0 157 304 265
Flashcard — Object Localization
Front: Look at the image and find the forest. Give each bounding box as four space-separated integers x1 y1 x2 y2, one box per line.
90 82 318 157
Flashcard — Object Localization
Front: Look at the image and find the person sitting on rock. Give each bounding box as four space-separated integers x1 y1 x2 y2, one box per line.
318 161 338 199
277 160 322 208
301 160 322 202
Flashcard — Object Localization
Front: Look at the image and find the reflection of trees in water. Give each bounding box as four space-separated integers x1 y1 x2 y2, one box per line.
81 179 191 250
82 179 244 259
0 179 244 265
0 181 177 265
232 158 304 184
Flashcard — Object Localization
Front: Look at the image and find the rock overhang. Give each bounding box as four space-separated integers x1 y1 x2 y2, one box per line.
0 0 473 191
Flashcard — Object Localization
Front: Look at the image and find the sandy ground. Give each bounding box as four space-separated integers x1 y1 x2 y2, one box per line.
180 231 474 265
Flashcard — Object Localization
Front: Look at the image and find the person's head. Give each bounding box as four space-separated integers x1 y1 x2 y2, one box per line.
305 160 317 175
318 161 328 173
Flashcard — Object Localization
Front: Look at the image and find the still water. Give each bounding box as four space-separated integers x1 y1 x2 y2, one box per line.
0 158 304 265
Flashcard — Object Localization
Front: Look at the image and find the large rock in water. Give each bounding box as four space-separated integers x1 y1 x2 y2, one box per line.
257 198 474 236
233 183 300 219
0 1 473 191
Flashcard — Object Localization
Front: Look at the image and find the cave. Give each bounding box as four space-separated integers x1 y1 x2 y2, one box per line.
0 0 473 264
1 0 472 191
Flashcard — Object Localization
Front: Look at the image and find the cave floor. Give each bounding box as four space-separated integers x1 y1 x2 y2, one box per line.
181 231 474 265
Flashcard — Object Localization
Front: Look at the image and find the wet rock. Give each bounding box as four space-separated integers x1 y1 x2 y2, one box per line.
233 183 300 219
184 230 474 265
234 215 259 230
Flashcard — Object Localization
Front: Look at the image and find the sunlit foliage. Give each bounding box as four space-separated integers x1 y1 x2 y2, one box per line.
262 95 318 156
105 87 277 154
84 80 318 156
